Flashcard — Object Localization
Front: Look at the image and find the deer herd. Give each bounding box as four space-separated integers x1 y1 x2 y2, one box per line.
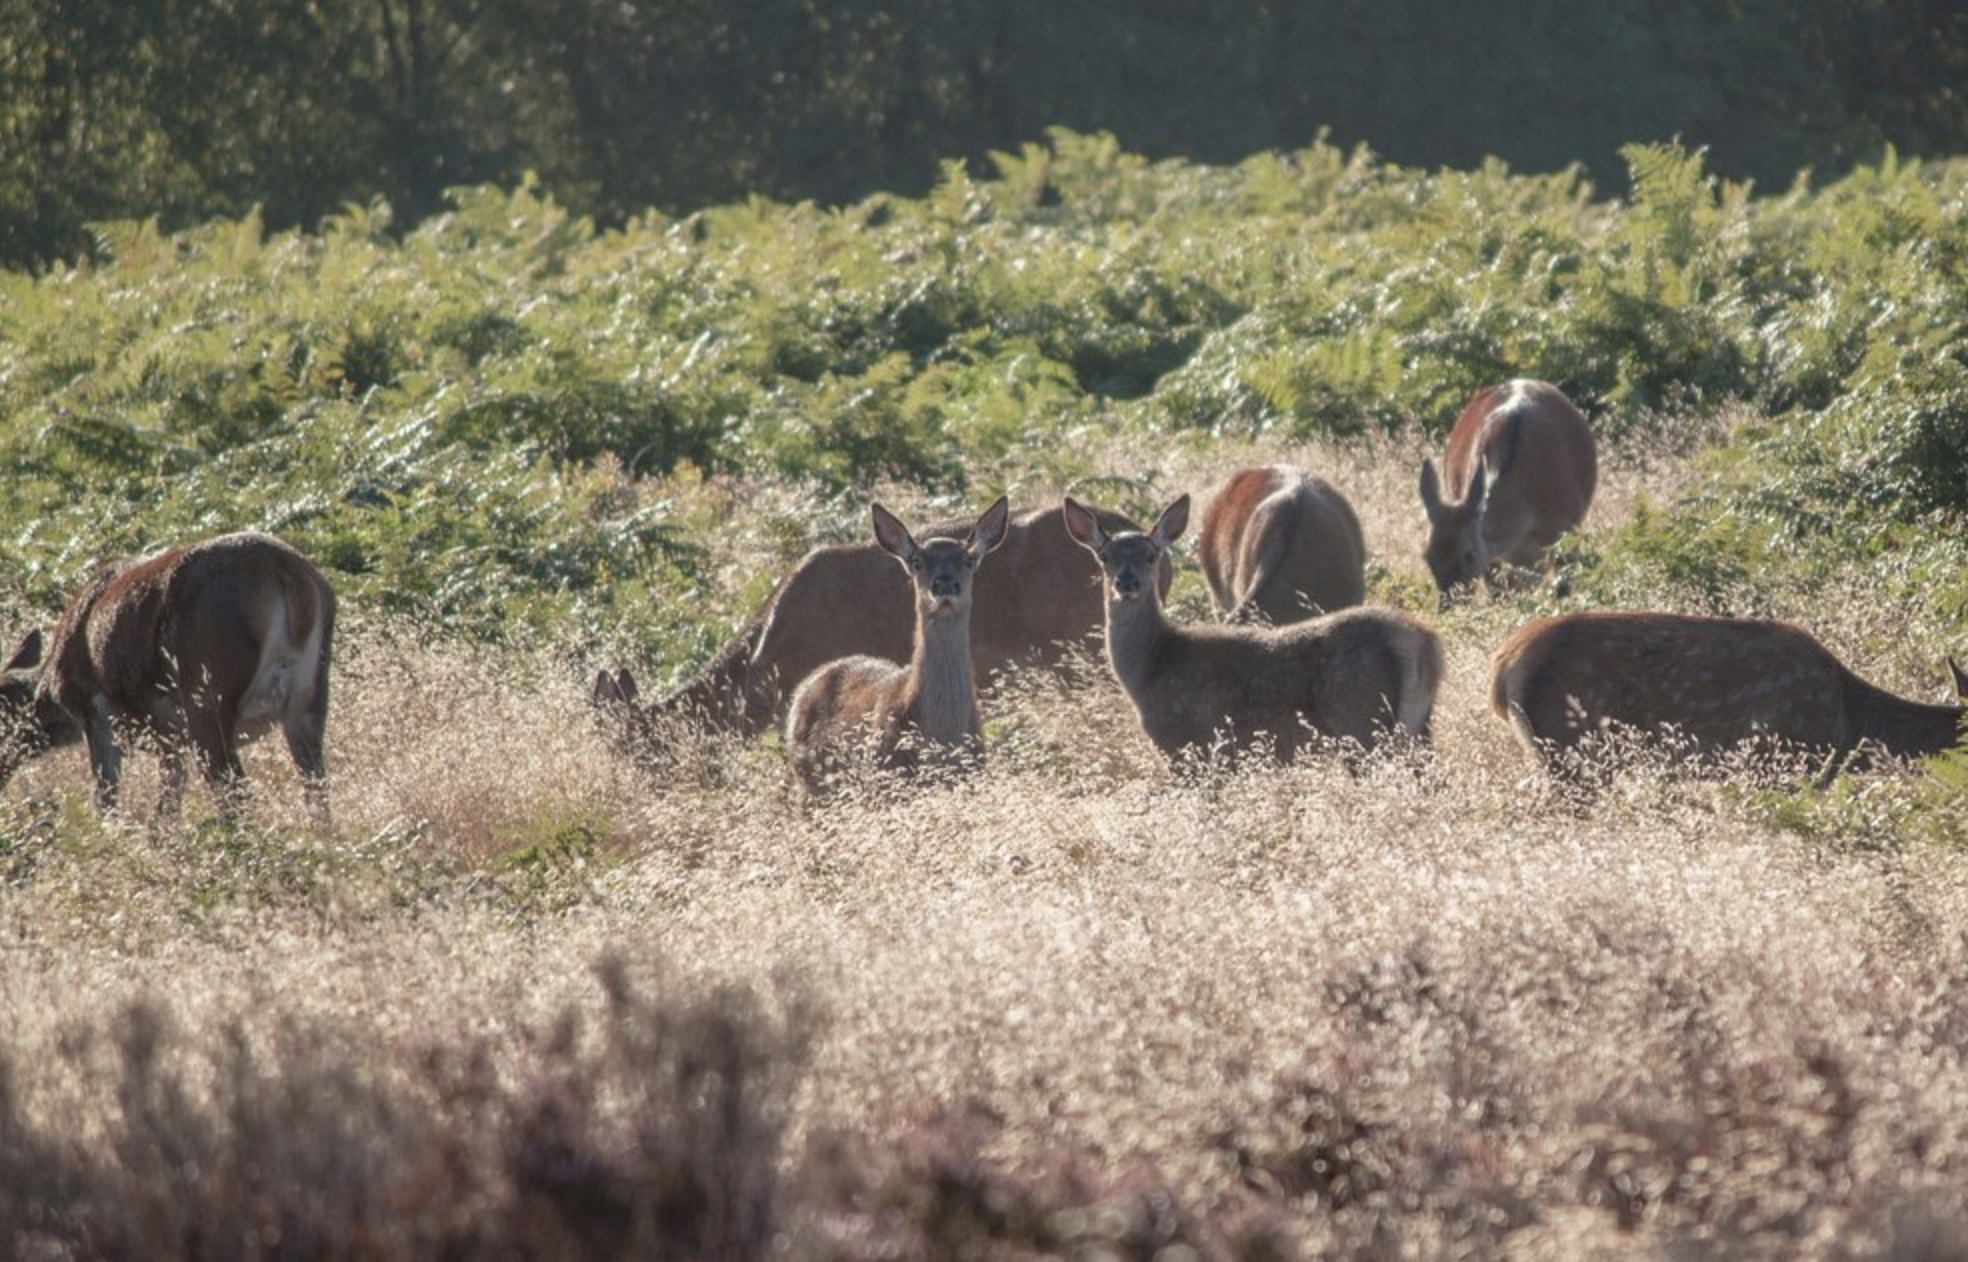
1 379 1963 821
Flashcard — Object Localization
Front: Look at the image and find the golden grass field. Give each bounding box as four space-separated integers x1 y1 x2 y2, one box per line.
3 422 1967 1259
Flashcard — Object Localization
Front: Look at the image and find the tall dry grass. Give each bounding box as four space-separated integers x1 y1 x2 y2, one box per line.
2 416 1966 1259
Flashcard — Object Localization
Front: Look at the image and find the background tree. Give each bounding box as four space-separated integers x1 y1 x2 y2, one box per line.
2 0 1965 269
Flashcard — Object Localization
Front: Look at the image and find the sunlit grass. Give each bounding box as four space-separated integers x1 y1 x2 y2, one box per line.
2 427 1965 1258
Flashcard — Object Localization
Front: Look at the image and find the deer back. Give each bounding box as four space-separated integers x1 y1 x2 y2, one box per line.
784 654 915 789
1490 611 1964 767
46 532 334 736
1420 380 1596 593
1200 466 1366 625
1133 609 1442 761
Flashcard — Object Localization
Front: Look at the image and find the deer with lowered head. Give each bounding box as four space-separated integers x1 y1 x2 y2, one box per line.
1199 465 1365 625
1063 494 1442 765
593 502 1168 761
0 531 335 822
1491 611 1968 780
1419 379 1596 602
783 496 1011 794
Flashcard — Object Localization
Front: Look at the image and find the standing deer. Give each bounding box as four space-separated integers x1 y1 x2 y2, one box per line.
1418 379 1596 601
783 497 1011 794
594 502 1169 757
1490 611 1968 779
0 532 335 822
1199 465 1366 625
1062 494 1442 765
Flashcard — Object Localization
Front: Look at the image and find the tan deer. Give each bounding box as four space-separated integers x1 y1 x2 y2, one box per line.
783 497 1011 794
1418 379 1596 601
594 502 1168 758
1490 611 1968 779
1063 494 1442 765
0 532 335 822
1199 465 1366 625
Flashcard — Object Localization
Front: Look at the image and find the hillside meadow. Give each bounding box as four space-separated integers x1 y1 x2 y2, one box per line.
2 134 1968 1257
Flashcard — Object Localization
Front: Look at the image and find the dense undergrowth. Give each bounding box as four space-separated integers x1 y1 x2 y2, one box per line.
4 132 1967 649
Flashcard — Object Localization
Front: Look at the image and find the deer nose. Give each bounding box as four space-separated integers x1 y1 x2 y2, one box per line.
1114 570 1142 596
931 573 961 598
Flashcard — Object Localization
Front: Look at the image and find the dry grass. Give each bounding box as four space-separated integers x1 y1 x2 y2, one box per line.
2 418 1966 1259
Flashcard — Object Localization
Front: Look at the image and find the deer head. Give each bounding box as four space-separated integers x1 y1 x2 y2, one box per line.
1063 494 1190 608
873 496 1012 622
1418 456 1490 598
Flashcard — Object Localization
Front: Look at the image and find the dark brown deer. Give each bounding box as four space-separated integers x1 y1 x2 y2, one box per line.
1419 379 1596 601
1490 611 1967 779
594 503 1169 758
1199 465 1365 625
0 532 335 822
783 497 1010 794
1063 495 1442 765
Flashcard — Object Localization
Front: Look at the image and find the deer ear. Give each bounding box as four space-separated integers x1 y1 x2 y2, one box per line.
1061 497 1105 551
1467 460 1489 514
593 670 623 706
871 503 917 562
1418 459 1443 518
614 669 640 704
1950 656 1967 701
4 629 43 674
1150 495 1190 548
970 495 1011 559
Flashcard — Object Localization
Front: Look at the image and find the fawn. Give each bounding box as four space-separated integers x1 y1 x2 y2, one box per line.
783 497 1011 794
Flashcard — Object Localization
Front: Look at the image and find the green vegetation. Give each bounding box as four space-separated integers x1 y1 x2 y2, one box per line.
4 133 1966 654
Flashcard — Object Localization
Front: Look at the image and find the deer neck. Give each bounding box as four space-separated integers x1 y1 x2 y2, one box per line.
1851 679 1965 759
909 610 979 744
1104 596 1170 697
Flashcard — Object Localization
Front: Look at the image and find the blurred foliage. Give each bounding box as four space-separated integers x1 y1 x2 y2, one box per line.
3 0 1968 268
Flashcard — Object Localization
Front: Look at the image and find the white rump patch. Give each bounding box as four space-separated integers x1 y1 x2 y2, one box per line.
236 599 324 733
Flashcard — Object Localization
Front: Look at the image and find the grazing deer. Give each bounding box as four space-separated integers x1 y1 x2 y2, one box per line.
1200 465 1366 625
1063 495 1442 765
594 502 1168 757
1490 611 1968 779
783 497 1011 794
1419 379 1596 601
0 532 335 822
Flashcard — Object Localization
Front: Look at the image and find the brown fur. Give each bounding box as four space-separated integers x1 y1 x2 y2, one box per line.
1064 495 1442 765
784 498 1011 795
1419 379 1596 598
1199 465 1366 625
597 503 1171 754
0 532 336 821
1491 611 1967 777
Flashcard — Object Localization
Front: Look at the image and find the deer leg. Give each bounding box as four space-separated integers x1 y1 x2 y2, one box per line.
155 742 188 823
283 707 330 827
187 701 247 821
81 697 122 813
1530 735 1605 813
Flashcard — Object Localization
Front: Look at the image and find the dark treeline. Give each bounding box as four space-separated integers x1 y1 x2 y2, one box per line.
3 0 1964 268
